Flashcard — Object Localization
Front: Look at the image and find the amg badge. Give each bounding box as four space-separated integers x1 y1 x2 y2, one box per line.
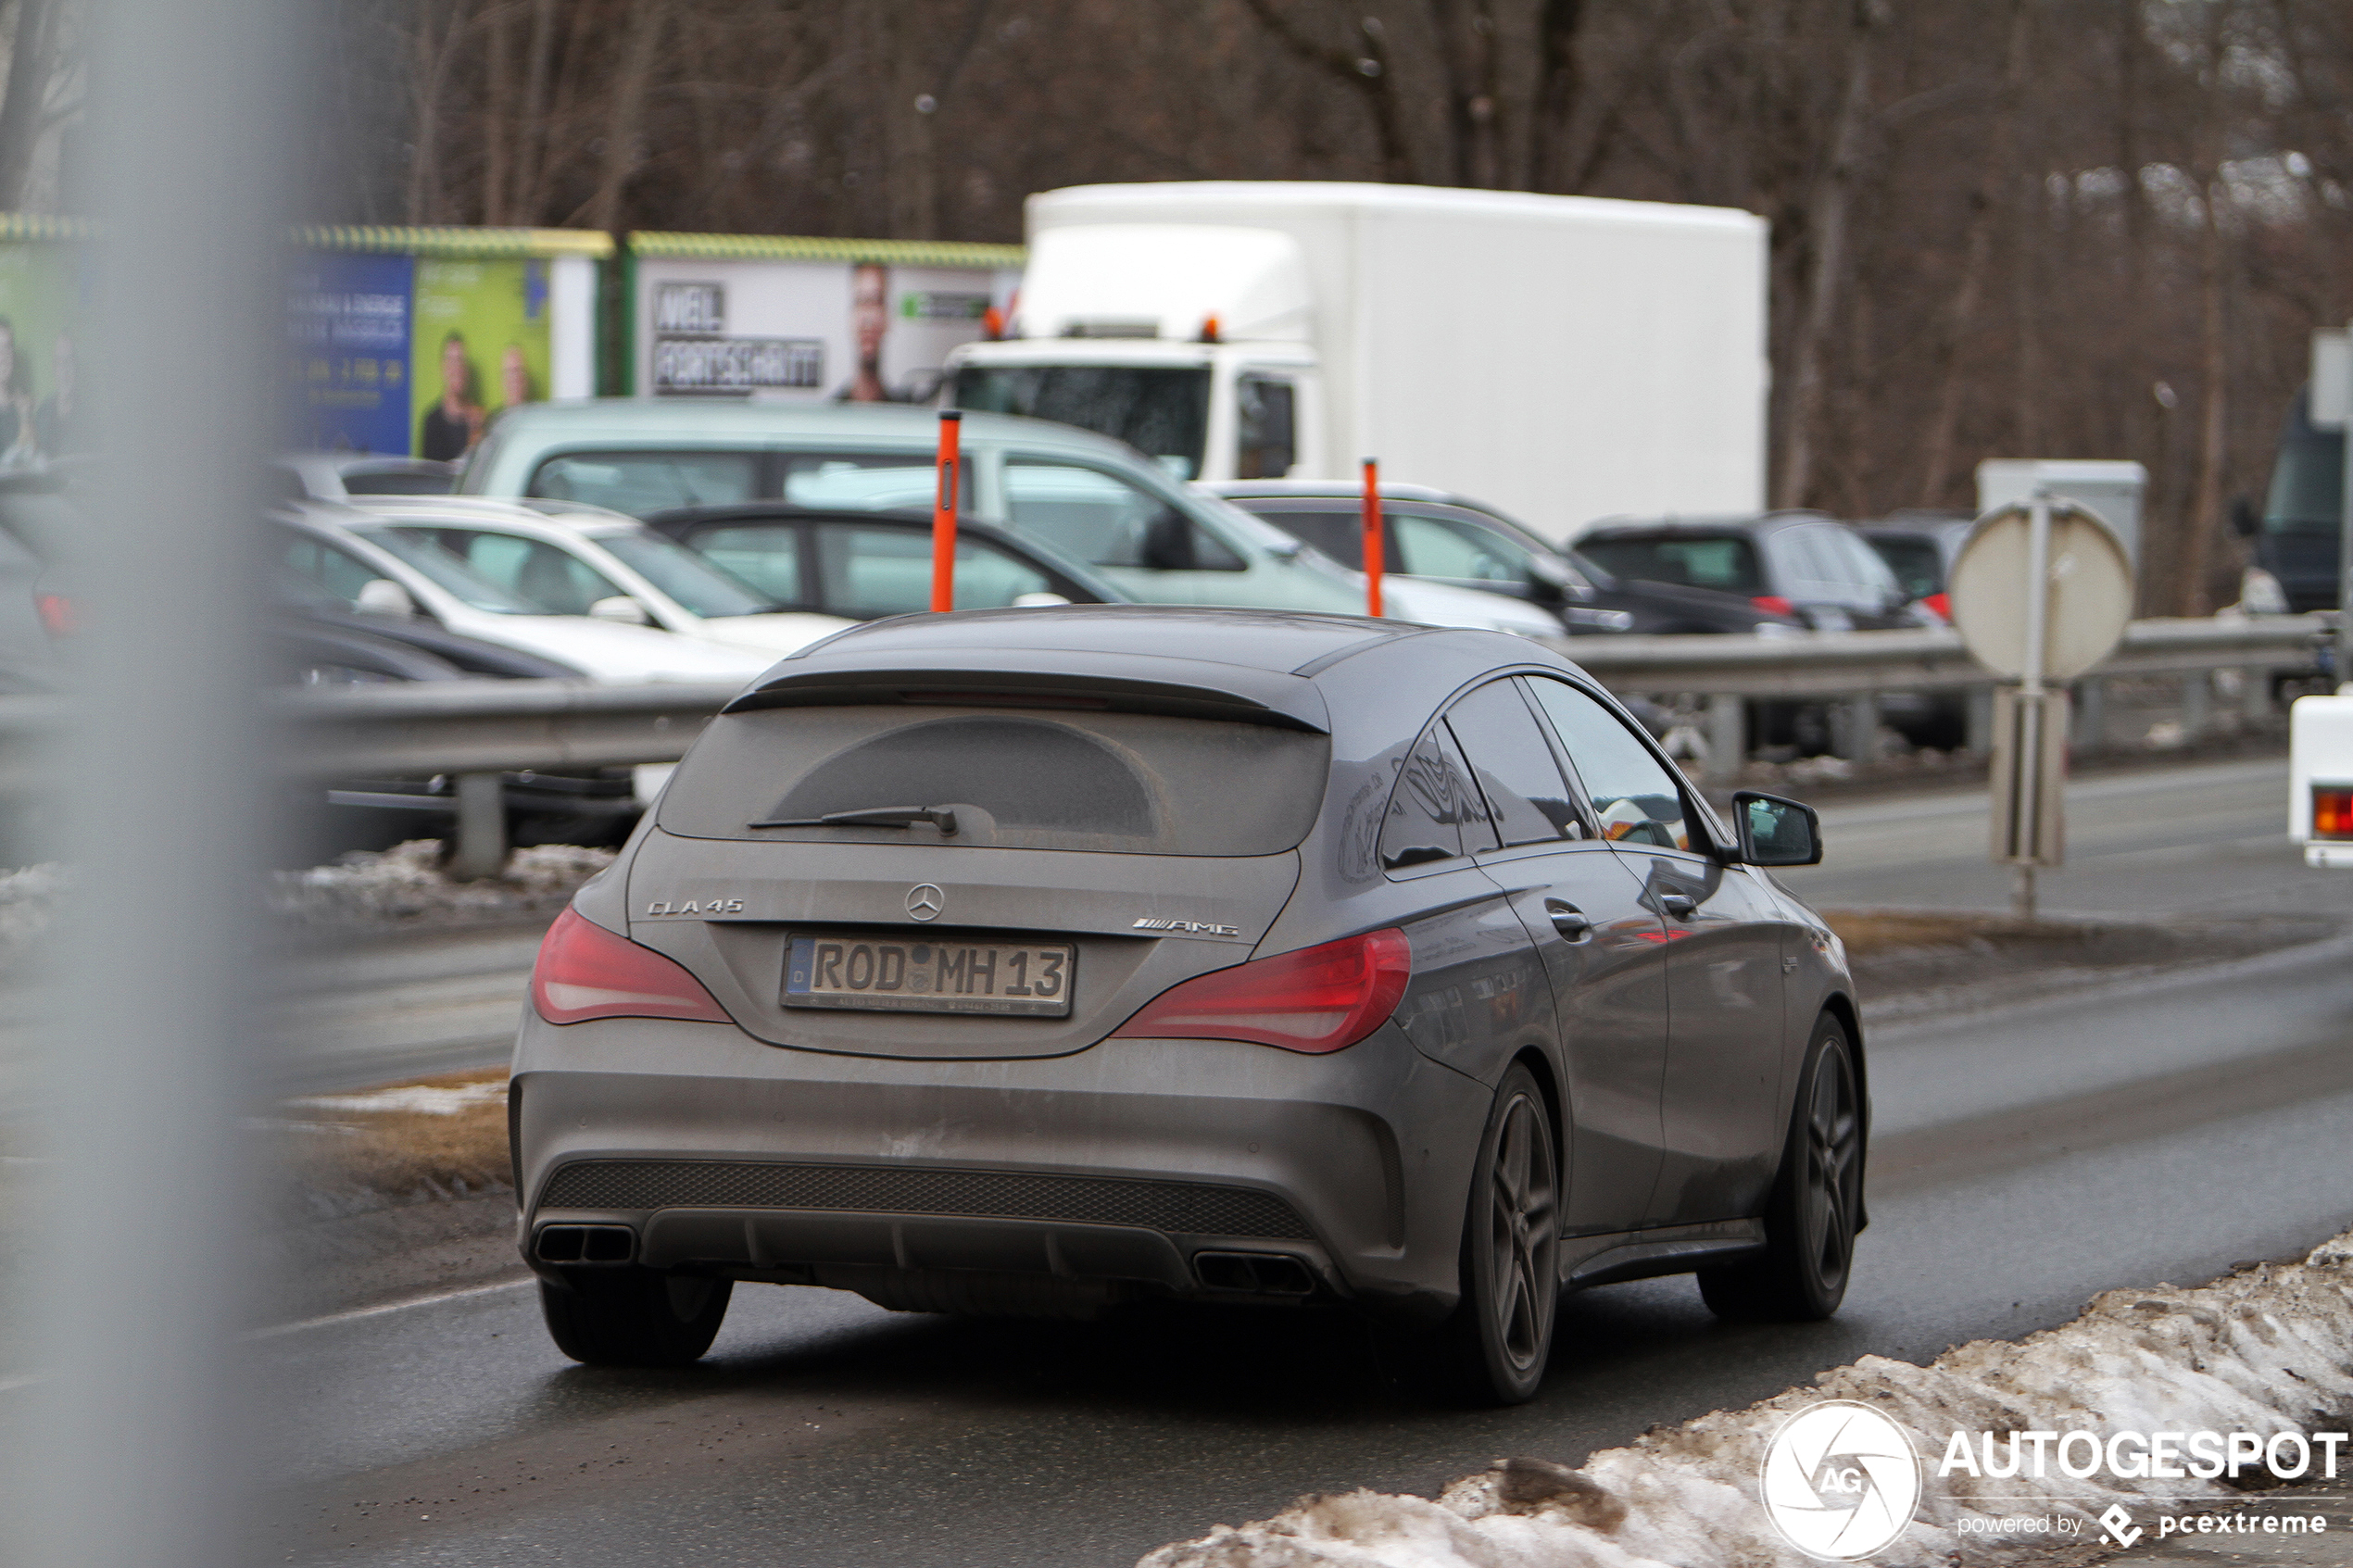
1133 917 1242 936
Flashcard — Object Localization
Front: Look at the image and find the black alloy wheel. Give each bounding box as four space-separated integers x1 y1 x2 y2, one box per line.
1700 1013 1862 1321
1428 1062 1561 1404
540 1267 734 1366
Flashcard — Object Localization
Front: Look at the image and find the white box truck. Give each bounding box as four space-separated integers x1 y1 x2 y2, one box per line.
946 181 1768 544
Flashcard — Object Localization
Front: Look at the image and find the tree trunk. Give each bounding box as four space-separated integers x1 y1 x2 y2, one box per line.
1917 0 2029 507
585 0 668 233
0 0 56 209
2183 165 2232 615
1236 0 1414 183
482 0 511 225
1429 0 1503 188
1525 0 1584 192
1775 0 1884 511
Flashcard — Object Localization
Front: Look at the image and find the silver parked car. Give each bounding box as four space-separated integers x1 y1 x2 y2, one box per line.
513 607 1864 1402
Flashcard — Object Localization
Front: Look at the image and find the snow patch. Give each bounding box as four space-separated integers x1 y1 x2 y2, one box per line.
285 1081 508 1117
267 840 614 927
1140 1236 2353 1568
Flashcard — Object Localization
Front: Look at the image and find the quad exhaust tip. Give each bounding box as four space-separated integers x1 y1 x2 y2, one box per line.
1193 1249 1316 1296
535 1223 635 1264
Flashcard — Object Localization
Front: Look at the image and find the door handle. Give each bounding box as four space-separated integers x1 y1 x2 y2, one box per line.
1544 898 1592 940
1659 894 1698 921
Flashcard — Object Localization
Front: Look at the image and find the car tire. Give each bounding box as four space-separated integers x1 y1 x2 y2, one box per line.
1699 1013 1861 1323
539 1268 733 1366
1420 1062 1561 1405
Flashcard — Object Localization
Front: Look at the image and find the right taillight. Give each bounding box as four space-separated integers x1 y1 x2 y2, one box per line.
35 593 72 637
1752 594 1796 618
1111 929 1411 1054
2314 784 2353 842
530 907 732 1025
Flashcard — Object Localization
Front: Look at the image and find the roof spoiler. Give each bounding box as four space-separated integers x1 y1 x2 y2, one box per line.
721 659 1330 734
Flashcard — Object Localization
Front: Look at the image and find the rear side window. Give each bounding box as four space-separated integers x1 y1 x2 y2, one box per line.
779 452 957 513
1525 678 1689 851
1378 723 1493 871
1394 511 1530 585
1869 535 1943 598
1004 461 1244 572
812 522 1058 617
1579 533 1763 596
660 706 1328 857
395 527 626 616
530 451 759 516
688 523 803 605
1444 681 1586 846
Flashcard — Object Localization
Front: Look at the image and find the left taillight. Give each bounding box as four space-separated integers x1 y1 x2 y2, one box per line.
1111 929 1412 1055
530 907 732 1025
35 593 72 637
2314 784 2353 842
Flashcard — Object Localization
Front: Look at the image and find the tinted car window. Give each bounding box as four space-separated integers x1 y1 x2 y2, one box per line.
1237 504 1362 567
1235 375 1296 481
1525 678 1689 851
1444 680 1586 846
593 529 775 617
397 527 628 616
530 451 760 515
1869 535 1944 598
1579 533 1763 596
813 521 1058 617
1379 722 1493 871
687 523 802 604
779 452 957 513
1395 511 1531 585
661 706 1328 857
1004 461 1243 571
279 533 390 606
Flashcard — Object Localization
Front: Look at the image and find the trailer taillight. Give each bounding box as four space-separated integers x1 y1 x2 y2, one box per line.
2313 784 2353 841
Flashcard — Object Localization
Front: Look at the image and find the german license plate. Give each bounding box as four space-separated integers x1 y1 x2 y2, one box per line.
783 934 1074 1017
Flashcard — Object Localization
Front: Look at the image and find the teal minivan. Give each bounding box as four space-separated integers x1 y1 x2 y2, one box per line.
458 401 1564 632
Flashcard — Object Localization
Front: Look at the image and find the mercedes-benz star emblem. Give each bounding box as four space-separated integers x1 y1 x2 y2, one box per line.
906 884 945 922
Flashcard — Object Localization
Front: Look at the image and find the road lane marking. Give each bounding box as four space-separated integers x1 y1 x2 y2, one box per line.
247 1276 535 1340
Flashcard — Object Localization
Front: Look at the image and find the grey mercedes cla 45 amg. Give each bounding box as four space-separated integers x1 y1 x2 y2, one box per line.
513 606 1864 1403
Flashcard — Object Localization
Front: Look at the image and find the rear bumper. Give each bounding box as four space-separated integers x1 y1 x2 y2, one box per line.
511 1013 1490 1321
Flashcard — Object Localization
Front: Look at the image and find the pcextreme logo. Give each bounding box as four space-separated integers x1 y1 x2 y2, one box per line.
1759 1401 1923 1562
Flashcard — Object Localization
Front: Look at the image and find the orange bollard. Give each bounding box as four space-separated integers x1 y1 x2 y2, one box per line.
1362 457 1383 618
931 410 962 612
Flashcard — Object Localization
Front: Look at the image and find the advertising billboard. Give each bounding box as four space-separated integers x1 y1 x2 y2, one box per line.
630 234 1023 404
0 217 94 461
284 228 607 457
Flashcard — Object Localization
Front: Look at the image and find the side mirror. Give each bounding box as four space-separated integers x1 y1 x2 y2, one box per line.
588 595 651 626
1010 591 1072 608
354 577 416 618
1139 510 1197 571
1730 789 1821 867
2230 495 2259 539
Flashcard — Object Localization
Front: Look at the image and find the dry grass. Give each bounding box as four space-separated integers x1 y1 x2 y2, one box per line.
270 1067 512 1203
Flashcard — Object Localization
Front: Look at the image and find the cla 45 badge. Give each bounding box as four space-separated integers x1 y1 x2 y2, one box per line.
645 899 746 916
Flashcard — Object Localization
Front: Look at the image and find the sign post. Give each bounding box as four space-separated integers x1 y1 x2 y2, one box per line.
931 409 961 612
1949 493 2134 917
1362 457 1384 618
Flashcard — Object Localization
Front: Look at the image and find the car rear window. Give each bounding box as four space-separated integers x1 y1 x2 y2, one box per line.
659 706 1329 856
1579 533 1764 596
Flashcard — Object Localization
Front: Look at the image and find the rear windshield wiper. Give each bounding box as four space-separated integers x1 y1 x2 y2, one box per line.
749 805 958 835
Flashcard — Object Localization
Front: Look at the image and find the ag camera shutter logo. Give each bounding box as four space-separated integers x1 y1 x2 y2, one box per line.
1760 1400 1922 1561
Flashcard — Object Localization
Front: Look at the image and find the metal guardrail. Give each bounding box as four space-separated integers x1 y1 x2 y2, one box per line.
0 614 2322 873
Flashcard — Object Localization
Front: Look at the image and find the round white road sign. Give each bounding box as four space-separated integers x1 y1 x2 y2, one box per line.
1759 1399 1922 1561
1949 501 2133 681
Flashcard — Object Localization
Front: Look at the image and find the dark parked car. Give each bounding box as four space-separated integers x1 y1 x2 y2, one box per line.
1577 512 1934 633
512 607 1864 1403
1580 512 1965 751
1856 513 1971 622
1205 481 1807 638
641 505 1137 620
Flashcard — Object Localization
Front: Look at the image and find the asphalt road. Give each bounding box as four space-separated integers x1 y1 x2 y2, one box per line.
13 755 2349 1568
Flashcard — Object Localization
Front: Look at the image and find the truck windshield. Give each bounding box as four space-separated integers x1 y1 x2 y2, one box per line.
954 366 1211 479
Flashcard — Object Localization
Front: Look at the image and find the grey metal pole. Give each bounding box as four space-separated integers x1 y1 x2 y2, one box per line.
16 1 294 1564
2013 489 2053 919
2340 317 2353 691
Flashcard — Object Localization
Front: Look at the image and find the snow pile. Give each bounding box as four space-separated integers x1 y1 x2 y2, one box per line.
286 1080 509 1117
265 839 613 927
1140 1235 2353 1568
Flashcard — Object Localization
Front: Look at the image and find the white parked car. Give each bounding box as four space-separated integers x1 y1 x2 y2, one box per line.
337 495 855 659
270 503 781 686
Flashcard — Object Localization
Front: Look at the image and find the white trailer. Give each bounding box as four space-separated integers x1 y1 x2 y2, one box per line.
947 181 1768 544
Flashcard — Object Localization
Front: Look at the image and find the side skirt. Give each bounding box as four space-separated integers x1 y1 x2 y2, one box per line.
1558 1217 1766 1290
